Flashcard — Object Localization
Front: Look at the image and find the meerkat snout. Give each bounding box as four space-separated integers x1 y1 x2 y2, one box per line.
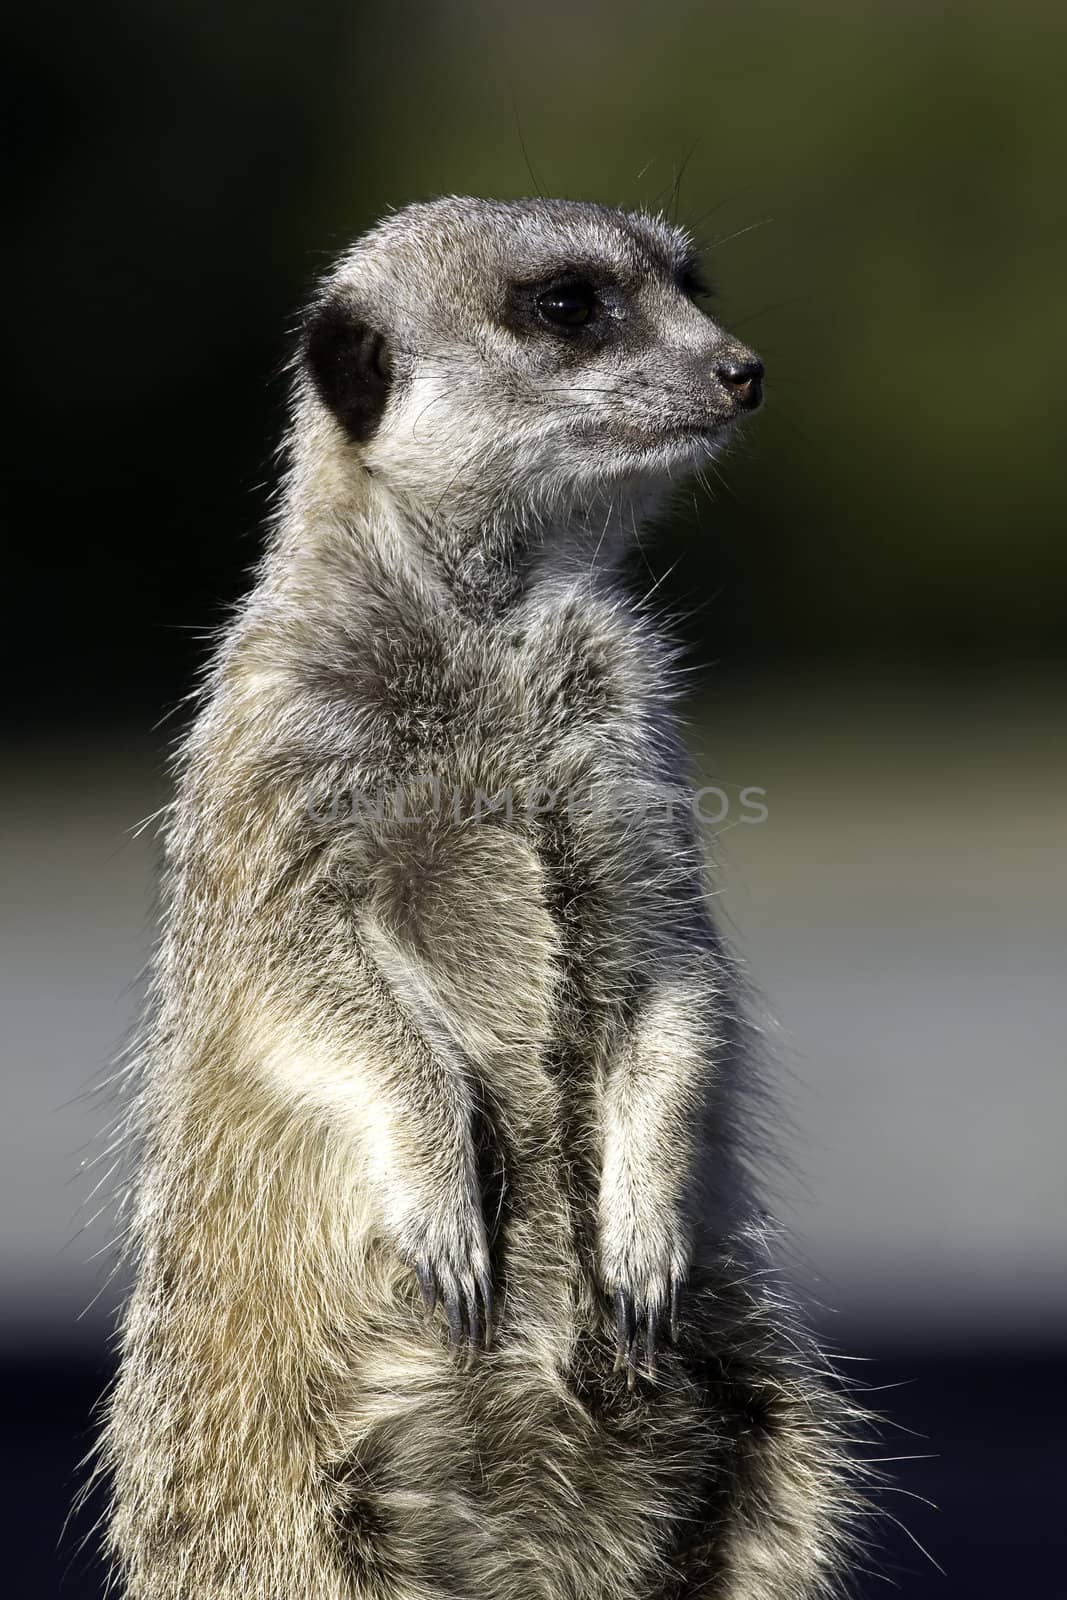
714 353 764 411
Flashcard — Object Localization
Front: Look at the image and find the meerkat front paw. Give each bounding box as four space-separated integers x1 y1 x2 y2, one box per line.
399 1186 494 1356
599 1213 689 1384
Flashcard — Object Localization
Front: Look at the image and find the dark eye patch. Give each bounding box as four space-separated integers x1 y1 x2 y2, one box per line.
501 264 620 344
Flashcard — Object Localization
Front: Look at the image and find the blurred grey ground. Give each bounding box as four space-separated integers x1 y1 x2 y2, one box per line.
5 683 1064 1355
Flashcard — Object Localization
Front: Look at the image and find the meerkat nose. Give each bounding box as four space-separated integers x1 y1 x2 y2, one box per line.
715 356 764 412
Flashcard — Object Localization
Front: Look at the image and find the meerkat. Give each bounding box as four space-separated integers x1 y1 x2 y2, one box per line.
94 197 865 1599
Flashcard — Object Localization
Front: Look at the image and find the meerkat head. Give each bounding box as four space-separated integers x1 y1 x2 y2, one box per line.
300 196 762 528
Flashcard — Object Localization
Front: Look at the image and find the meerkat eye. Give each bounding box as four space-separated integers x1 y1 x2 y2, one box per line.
679 267 712 302
536 281 598 329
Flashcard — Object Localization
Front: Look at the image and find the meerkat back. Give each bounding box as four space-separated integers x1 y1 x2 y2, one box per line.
95 196 863 1600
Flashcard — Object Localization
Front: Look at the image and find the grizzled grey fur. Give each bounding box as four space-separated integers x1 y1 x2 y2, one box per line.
94 197 865 1598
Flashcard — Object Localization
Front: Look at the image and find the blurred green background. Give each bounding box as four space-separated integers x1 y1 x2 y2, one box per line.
9 0 1067 709
4 2 1066 1594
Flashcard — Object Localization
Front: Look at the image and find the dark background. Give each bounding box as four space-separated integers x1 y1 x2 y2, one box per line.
4 1 1066 1594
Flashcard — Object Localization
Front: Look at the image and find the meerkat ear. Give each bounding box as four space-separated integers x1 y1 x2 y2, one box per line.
303 296 394 443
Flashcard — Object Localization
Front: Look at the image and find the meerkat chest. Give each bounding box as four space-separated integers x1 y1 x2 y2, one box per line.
357 594 660 794
472 614 683 990
349 600 677 1003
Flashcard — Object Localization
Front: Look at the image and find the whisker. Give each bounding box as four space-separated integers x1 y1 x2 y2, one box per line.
706 217 774 252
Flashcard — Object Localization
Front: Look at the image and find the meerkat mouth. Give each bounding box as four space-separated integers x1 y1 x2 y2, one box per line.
642 420 734 453
609 417 732 450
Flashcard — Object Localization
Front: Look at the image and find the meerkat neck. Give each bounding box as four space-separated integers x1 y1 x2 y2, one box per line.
274 435 641 626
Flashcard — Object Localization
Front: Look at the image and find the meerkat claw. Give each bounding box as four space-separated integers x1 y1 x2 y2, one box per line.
646 1304 660 1376
444 1285 465 1349
465 1283 481 1354
626 1333 640 1391
478 1271 494 1348
669 1276 683 1344
614 1289 635 1371
613 1285 675 1380
415 1260 437 1318
418 1259 492 1356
